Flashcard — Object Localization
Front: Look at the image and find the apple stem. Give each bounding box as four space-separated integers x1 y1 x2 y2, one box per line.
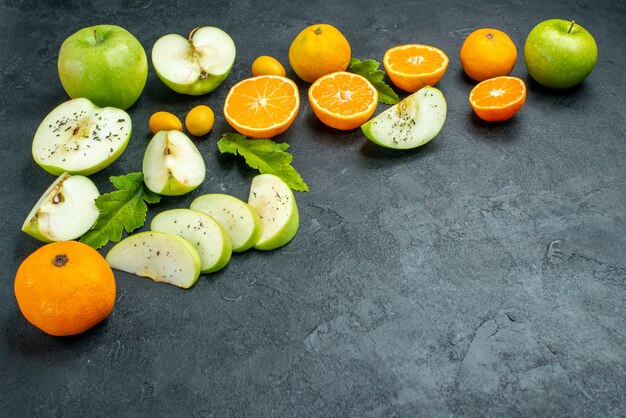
188 27 199 43
93 29 99 45
568 20 576 33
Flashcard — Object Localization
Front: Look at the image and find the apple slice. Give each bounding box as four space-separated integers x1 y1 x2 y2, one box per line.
22 172 100 242
247 174 299 250
142 130 205 196
152 26 236 95
32 98 131 175
151 209 232 273
190 193 263 252
106 231 201 289
361 86 447 150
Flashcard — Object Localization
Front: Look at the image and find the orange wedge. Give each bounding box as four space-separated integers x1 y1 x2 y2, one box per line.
383 44 449 92
308 71 378 130
469 76 526 122
223 75 300 138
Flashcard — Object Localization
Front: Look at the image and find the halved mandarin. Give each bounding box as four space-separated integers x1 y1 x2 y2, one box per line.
469 76 526 122
383 44 449 92
308 71 378 130
223 75 300 138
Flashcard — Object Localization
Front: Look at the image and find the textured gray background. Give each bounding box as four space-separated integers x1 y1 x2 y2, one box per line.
1 0 625 416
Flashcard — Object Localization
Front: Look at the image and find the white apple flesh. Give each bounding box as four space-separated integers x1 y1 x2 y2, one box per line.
151 209 232 273
22 172 100 242
151 26 236 95
248 174 299 251
361 86 447 150
142 130 206 196
32 98 131 175
190 193 263 252
106 231 201 289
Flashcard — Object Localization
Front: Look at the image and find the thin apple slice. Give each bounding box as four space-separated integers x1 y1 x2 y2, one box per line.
142 130 205 196
22 172 100 242
152 26 236 95
361 86 447 150
151 209 232 273
248 174 299 250
190 193 262 252
32 98 131 175
106 231 201 289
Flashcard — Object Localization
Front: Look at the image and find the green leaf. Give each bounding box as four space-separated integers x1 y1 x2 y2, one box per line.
80 172 161 249
348 57 400 105
217 133 309 192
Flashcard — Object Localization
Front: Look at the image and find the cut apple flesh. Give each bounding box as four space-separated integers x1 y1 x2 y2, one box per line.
106 231 201 289
32 98 131 175
190 193 262 252
151 209 232 273
142 130 205 196
361 86 447 150
248 174 299 250
22 172 100 242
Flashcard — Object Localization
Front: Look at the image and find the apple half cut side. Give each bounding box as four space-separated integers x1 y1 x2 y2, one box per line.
142 130 206 196
151 208 232 273
361 86 447 150
190 193 263 252
151 26 236 95
248 174 299 251
106 231 201 289
32 98 131 175
22 172 100 242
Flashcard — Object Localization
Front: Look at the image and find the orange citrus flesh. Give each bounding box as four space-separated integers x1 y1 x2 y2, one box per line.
469 76 526 122
383 44 449 92
308 71 378 130
224 75 300 138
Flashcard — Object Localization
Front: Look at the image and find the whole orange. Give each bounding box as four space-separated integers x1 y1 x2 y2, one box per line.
14 241 116 336
460 28 517 82
288 24 351 83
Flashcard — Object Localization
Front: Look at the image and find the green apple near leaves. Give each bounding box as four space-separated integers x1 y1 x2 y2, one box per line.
524 19 598 89
58 24 148 110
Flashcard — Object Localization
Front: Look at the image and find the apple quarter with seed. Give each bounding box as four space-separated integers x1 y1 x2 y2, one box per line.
151 209 232 273
32 98 131 176
106 231 201 289
190 193 263 252
248 174 299 251
22 172 100 242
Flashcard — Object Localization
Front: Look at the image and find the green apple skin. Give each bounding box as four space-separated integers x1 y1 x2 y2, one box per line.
524 19 598 89
58 25 148 110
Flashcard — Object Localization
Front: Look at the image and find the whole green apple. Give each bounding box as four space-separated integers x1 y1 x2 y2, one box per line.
524 19 597 89
58 25 148 110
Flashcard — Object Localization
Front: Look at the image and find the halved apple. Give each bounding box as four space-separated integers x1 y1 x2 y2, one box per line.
142 130 205 196
22 172 100 242
32 98 131 175
106 231 201 289
190 193 262 252
151 26 236 95
151 208 232 273
248 174 299 250
361 86 447 150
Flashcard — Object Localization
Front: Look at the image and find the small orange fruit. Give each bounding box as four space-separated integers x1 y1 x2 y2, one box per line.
460 28 517 82
469 76 526 122
308 71 378 130
289 24 351 83
185 105 215 136
223 75 300 138
149 111 182 134
383 44 449 92
251 55 286 77
14 241 116 337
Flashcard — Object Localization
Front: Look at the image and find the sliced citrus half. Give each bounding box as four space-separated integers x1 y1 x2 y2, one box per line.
223 75 300 138
469 76 526 122
308 71 378 130
383 44 449 92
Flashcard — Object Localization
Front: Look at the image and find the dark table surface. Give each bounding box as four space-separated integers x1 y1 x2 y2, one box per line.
1 0 625 416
